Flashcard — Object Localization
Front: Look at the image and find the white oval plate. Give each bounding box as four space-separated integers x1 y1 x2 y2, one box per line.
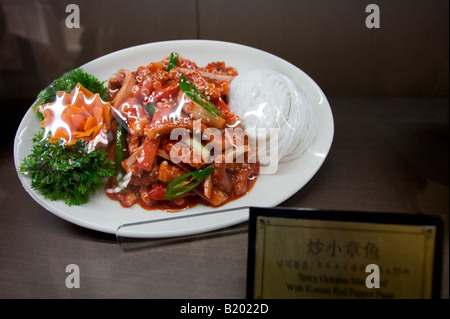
14 40 334 238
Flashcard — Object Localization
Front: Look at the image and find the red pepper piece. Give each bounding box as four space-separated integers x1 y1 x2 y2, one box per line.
136 137 160 171
146 184 167 200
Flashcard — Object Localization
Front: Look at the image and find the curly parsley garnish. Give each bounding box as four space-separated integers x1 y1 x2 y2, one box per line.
19 131 115 206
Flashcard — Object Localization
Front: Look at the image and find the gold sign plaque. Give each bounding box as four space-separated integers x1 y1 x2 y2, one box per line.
248 209 441 299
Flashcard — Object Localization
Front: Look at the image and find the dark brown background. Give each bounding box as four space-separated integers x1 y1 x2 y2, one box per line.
0 0 448 299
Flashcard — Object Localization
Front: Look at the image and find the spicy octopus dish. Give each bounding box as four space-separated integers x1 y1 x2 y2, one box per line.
104 53 260 211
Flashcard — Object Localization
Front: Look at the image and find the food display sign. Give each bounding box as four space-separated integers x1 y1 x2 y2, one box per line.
247 208 442 299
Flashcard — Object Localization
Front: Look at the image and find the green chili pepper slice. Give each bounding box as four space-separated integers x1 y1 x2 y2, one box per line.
165 165 214 200
167 52 179 72
115 124 127 179
179 75 222 117
144 103 157 118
